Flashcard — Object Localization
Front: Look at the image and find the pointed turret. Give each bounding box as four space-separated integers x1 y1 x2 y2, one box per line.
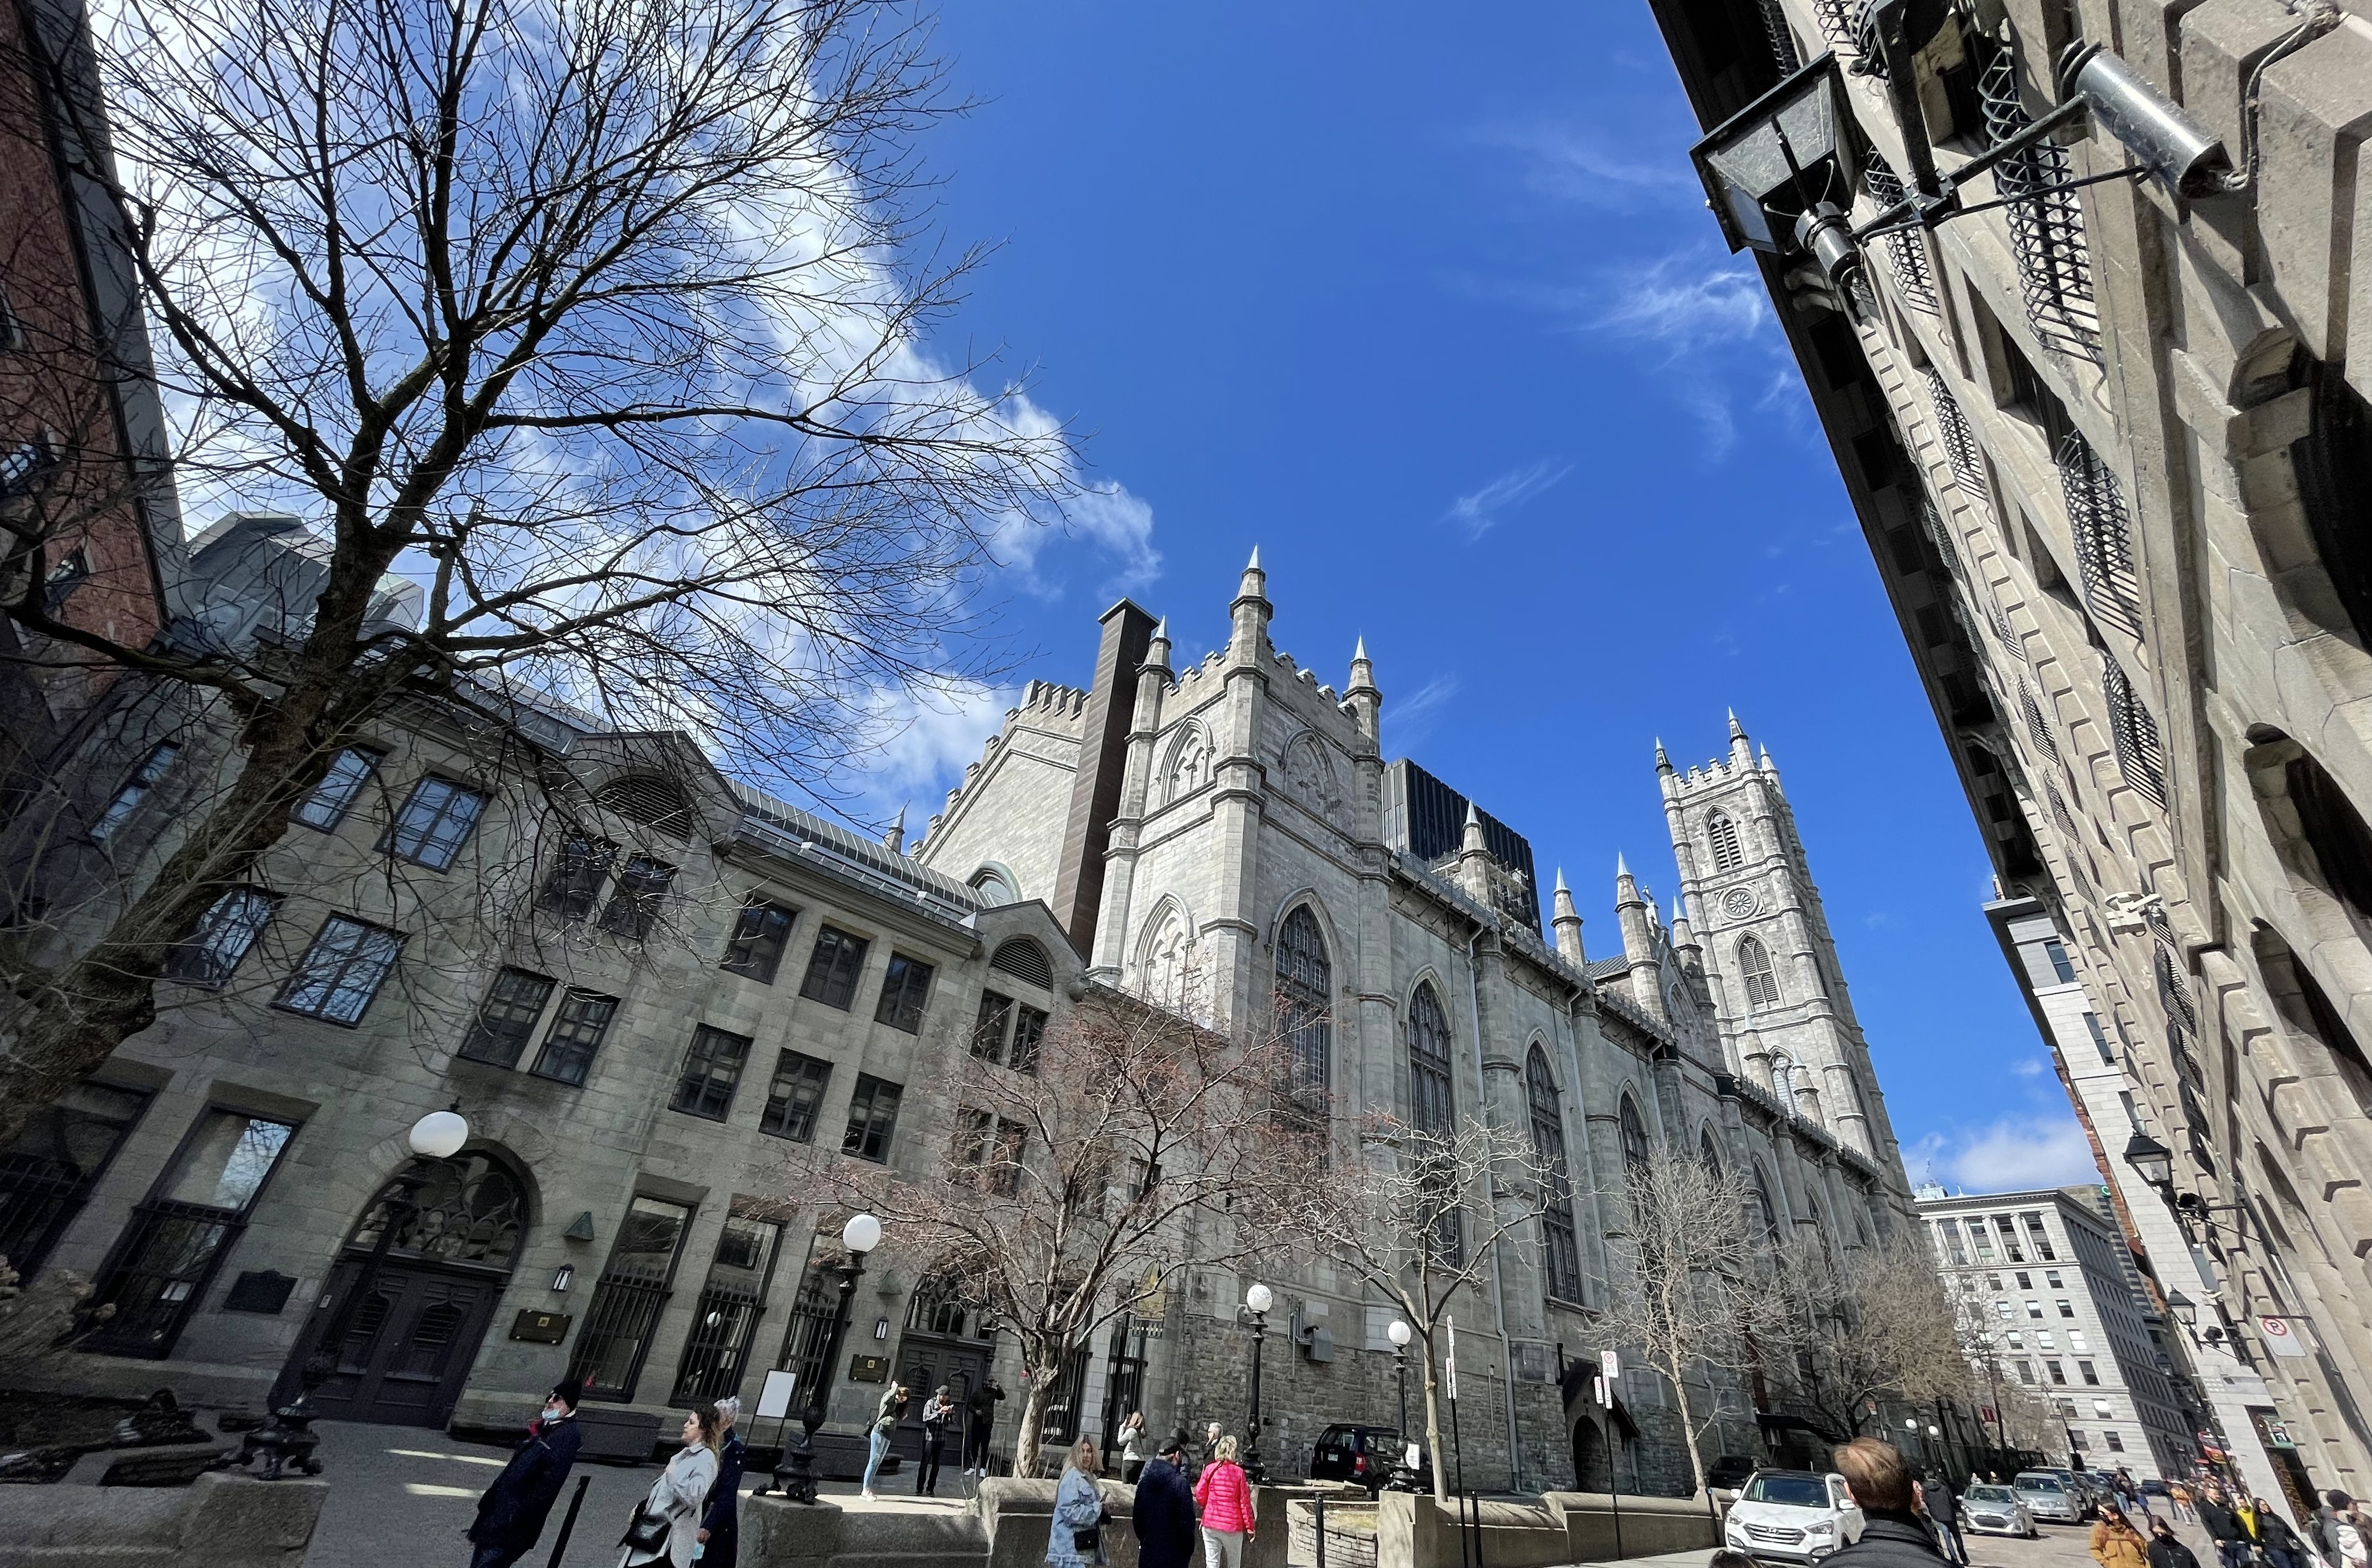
1146 616 1172 673
1462 800 1487 856
1551 867 1586 963
1456 799 1496 901
1614 855 1666 1020
1132 613 1173 735
1655 737 1673 774
1344 635 1381 744
1229 546 1272 660
884 802 908 855
1728 707 1753 765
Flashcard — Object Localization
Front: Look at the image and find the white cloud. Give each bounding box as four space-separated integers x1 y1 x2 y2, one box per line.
1388 673 1462 753
2010 1057 2047 1078
842 678 1022 836
1477 124 1698 210
1598 258 1771 351
1444 459 1574 541
1912 1116 2100 1195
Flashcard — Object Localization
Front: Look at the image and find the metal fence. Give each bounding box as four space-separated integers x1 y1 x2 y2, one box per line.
2058 429 2144 639
1864 153 1940 314
2103 656 2168 809
1978 49 2102 361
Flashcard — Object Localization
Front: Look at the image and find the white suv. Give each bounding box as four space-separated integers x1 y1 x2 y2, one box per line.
1723 1470 1867 1564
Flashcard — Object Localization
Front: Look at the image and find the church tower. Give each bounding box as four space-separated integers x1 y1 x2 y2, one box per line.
1661 715 1905 1177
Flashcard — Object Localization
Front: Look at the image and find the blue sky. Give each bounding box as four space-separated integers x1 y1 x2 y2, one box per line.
855 1 2097 1196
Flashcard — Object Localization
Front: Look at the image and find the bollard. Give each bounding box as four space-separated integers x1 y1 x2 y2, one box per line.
1315 1494 1327 1568
547 1473 591 1567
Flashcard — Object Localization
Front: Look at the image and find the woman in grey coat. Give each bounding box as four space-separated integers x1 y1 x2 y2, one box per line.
621 1409 721 1568
1046 1437 1108 1568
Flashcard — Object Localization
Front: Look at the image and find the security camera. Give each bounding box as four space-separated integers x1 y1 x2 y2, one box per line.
2057 43 2234 197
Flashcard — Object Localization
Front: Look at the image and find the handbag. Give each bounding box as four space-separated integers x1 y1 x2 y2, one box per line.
620 1501 671 1555
1074 1499 1110 1554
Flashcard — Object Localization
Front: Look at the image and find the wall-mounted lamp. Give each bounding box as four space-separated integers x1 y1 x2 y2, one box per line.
2122 1132 2176 1196
549 1265 574 1293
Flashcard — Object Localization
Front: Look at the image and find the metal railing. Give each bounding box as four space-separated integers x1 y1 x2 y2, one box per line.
2019 679 2060 760
1979 49 2102 361
1925 371 1991 503
2058 429 2143 639
1864 153 1940 313
2103 656 2168 808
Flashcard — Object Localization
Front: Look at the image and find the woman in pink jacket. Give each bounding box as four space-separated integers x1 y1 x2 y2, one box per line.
1192 1435 1255 1568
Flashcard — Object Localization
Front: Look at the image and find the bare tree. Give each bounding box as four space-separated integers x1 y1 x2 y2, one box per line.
0 0 1084 1140
1591 1143 1801 1500
784 983 1293 1478
1769 1235 1973 1438
1257 1109 1554 1503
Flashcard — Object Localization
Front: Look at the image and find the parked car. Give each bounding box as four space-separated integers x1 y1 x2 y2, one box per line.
1722 1470 1865 1564
1308 1424 1421 1494
2013 1470 2084 1525
1962 1483 2038 1538
1707 1455 1759 1492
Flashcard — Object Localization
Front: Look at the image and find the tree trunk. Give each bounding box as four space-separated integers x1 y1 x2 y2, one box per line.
1012 1362 1058 1479
1421 1345 1447 1504
1666 1351 1711 1501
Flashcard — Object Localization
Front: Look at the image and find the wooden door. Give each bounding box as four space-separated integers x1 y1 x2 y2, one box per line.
305 1261 502 1426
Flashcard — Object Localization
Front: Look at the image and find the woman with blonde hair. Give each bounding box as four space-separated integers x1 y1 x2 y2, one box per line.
2091 1502 2152 1568
1047 1436 1109 1568
1192 1434 1254 1568
619 1407 720 1568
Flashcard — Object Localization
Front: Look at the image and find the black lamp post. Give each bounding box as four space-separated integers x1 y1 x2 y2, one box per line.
1387 1318 1415 1491
2124 1132 2176 1197
221 1106 469 1480
1240 1282 1272 1484
770 1212 881 1504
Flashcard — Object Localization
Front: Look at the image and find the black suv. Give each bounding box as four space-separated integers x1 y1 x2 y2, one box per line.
1308 1424 1412 1494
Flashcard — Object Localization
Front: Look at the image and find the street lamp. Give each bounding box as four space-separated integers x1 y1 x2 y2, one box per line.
770 1212 882 1504
224 1106 469 1479
1241 1283 1273 1484
1387 1319 1415 1491
2123 1132 2176 1196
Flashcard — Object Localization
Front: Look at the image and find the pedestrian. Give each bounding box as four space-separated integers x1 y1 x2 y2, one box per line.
464 1379 585 1568
2199 1483 2251 1568
862 1382 909 1501
2174 1484 2197 1524
2254 1499 2305 1568
2151 1519 2204 1568
1047 1436 1110 1568
965 1379 1006 1477
1118 1410 1148 1485
917 1384 954 1496
1818 1439 1945 1568
1198 1422 1222 1480
699 1397 744 1568
1922 1472 1968 1566
2315 1491 2370 1568
1132 1433 1200 1568
619 1407 720 1568
1192 1434 1256 1568
2093 1503 2152 1568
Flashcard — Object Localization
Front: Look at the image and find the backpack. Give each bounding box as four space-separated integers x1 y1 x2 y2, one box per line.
2334 1517 2365 1566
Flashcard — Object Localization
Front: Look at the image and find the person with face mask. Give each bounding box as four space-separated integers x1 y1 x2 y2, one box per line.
465 1379 585 1568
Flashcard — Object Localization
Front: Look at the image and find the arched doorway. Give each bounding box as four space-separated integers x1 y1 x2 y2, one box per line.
1573 1417 1606 1491
282 1150 528 1426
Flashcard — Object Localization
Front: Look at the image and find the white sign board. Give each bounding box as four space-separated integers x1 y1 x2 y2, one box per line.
2258 1316 2307 1359
1599 1349 1620 1406
1445 1316 1459 1401
757 1368 799 1419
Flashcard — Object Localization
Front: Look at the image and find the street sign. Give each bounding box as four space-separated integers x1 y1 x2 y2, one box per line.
1599 1350 1619 1407
2258 1315 2307 1358
1445 1316 1459 1400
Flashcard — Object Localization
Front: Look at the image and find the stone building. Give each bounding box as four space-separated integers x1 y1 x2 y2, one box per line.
3 528 1913 1493
1917 1183 2195 1477
912 555 1914 1491
1644 0 2372 1502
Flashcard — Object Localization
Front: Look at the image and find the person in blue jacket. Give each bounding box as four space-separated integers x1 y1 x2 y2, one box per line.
699 1397 747 1568
465 1379 585 1568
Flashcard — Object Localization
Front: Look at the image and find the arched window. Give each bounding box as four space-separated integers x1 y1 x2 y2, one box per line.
1406 983 1460 1263
1525 1047 1583 1303
1407 983 1455 1134
1618 1095 1650 1176
1165 728 1212 802
990 938 1052 990
971 868 1020 908
1275 907 1332 1099
1699 1129 1723 1178
1141 908 1194 1010
2287 749 2372 925
1750 1165 1780 1243
1738 935 1780 1009
595 774 695 839
1707 812 1744 872
347 1152 525 1270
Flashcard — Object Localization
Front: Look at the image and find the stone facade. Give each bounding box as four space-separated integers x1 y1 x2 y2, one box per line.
1642 0 2372 1506
912 556 1916 1493
6 527 1917 1496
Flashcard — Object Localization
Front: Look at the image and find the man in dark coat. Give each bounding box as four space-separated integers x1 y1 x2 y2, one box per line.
962 1379 1005 1476
1921 1472 1967 1565
1821 1439 1947 1568
2198 1483 2250 1568
699 1397 747 1568
1132 1433 1200 1568
464 1380 584 1568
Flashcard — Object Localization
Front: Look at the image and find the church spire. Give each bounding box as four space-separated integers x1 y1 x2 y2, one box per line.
1230 546 1271 660
1145 615 1172 673
1727 707 1753 765
884 802 908 855
1655 736 1673 773
1552 866 1585 964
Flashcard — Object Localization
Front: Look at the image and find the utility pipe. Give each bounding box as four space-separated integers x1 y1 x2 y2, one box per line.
1465 919 1524 1492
